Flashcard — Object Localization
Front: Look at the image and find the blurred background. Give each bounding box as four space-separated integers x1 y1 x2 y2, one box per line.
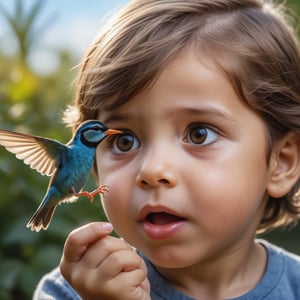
0 0 299 299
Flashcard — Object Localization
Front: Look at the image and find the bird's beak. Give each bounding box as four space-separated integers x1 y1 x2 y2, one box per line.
105 129 123 135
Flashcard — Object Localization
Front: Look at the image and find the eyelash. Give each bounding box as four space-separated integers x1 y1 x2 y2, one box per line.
106 130 140 155
105 123 219 155
183 123 219 147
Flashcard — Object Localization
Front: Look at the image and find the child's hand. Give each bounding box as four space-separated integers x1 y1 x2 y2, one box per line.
60 222 150 300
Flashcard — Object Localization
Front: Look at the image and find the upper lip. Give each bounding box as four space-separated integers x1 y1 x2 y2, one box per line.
138 204 185 222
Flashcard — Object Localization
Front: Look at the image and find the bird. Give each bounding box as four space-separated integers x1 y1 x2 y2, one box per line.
0 120 122 232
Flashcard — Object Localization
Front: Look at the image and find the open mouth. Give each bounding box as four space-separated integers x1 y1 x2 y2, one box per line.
146 212 185 225
141 211 186 239
138 205 186 239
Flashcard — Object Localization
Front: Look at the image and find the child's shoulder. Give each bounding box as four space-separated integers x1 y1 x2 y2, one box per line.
261 239 300 269
251 239 300 300
33 267 81 300
141 241 300 300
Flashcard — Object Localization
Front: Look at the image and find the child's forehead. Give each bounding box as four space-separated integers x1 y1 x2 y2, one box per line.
99 45 234 112
82 0 295 129
98 49 245 120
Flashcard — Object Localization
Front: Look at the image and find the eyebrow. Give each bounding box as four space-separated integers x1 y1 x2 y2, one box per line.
174 106 238 123
101 105 239 125
101 114 134 125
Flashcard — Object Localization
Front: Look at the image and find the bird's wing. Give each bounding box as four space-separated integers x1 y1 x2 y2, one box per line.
0 129 69 176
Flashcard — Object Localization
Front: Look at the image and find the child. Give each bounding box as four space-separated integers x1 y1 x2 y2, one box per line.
34 0 300 299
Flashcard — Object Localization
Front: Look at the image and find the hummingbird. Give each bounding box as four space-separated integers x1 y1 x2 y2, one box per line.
0 120 122 232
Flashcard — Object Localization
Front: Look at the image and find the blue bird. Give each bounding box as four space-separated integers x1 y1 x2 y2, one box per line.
0 120 122 232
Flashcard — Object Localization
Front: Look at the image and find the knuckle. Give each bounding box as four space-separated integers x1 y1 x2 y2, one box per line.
65 229 81 247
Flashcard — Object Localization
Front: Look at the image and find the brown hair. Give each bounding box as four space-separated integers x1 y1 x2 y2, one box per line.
65 0 300 231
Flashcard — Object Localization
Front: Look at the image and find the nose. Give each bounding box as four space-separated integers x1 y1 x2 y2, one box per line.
136 146 178 189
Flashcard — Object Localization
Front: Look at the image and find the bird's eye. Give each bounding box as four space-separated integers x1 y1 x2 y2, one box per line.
110 132 140 153
184 124 218 146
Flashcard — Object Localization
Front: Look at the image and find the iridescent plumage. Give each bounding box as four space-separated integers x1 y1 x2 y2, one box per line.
0 120 121 231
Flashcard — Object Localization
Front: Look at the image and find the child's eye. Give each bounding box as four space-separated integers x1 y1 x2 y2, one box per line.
109 132 140 153
184 124 218 146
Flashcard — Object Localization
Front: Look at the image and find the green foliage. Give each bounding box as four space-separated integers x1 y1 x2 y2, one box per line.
0 1 108 299
0 58 109 298
0 0 300 299
0 59 109 298
0 60 108 299
0 0 56 64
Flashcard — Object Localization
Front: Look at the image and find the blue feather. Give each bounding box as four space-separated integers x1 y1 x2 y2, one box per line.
0 120 122 231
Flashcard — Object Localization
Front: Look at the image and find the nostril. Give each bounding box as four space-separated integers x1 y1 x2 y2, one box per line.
138 179 168 187
136 170 177 188
158 179 169 184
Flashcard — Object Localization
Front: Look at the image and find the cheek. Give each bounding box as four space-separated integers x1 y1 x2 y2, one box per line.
186 149 269 229
96 156 135 224
189 168 265 212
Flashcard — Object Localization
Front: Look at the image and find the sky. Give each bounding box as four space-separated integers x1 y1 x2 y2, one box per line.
0 0 130 75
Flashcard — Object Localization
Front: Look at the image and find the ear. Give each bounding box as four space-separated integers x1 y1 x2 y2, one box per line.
267 132 300 198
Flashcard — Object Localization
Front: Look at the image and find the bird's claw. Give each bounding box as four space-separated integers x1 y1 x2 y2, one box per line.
72 185 109 203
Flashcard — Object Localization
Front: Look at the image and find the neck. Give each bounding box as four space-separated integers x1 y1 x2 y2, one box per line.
156 240 267 300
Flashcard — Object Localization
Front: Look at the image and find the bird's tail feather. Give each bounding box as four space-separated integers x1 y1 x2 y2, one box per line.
26 204 57 232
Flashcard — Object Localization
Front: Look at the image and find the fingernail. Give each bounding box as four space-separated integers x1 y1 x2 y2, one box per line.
102 222 113 232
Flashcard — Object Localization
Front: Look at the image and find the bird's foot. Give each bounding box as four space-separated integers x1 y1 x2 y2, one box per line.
72 185 109 203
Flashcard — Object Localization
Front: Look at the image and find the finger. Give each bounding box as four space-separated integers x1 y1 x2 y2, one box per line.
83 252 149 299
98 249 143 280
79 235 132 268
63 222 113 263
109 269 148 295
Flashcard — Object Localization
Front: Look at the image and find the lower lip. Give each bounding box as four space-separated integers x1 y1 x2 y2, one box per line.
140 220 186 240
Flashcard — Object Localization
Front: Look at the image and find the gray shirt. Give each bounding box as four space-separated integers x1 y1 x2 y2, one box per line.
33 240 300 299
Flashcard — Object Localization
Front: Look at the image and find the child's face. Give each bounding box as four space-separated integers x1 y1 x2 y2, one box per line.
96 49 271 268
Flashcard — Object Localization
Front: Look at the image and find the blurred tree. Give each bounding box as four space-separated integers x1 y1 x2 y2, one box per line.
0 1 106 300
0 0 55 66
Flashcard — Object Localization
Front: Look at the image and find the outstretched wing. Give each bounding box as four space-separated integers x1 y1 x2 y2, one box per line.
0 129 69 176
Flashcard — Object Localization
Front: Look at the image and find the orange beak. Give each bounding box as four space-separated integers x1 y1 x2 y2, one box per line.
105 129 123 135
